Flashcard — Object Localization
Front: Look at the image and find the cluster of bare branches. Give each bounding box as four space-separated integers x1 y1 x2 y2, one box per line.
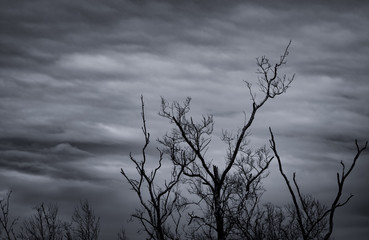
18 202 66 240
0 191 18 240
0 194 108 240
70 200 100 240
122 41 367 240
121 96 187 240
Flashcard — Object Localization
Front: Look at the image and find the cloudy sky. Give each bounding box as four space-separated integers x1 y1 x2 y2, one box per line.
1 0 369 239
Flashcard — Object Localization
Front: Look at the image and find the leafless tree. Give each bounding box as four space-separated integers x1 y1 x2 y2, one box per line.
71 200 100 240
18 203 66 240
121 96 187 240
124 41 366 240
269 128 368 240
0 191 18 240
158 42 294 240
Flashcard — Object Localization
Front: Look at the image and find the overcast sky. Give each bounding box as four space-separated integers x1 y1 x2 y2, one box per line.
1 0 369 239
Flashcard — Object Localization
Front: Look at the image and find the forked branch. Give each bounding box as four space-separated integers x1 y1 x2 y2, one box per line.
269 127 367 240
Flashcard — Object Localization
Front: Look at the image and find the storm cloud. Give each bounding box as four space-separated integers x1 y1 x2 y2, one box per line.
1 0 369 239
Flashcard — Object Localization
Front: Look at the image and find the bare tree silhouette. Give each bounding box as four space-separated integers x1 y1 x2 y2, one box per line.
122 42 298 240
158 42 294 240
0 191 18 240
71 200 100 240
18 203 66 240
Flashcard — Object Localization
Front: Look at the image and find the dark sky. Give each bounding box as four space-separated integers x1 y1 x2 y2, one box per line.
1 0 369 239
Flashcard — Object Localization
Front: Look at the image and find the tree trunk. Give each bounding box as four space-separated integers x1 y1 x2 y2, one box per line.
213 166 225 240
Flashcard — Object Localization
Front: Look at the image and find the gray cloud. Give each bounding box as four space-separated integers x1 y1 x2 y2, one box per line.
1 0 369 239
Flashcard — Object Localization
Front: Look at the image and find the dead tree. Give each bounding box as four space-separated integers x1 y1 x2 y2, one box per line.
158 42 294 240
269 128 367 240
71 200 100 240
18 203 66 240
121 96 187 240
0 191 18 240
